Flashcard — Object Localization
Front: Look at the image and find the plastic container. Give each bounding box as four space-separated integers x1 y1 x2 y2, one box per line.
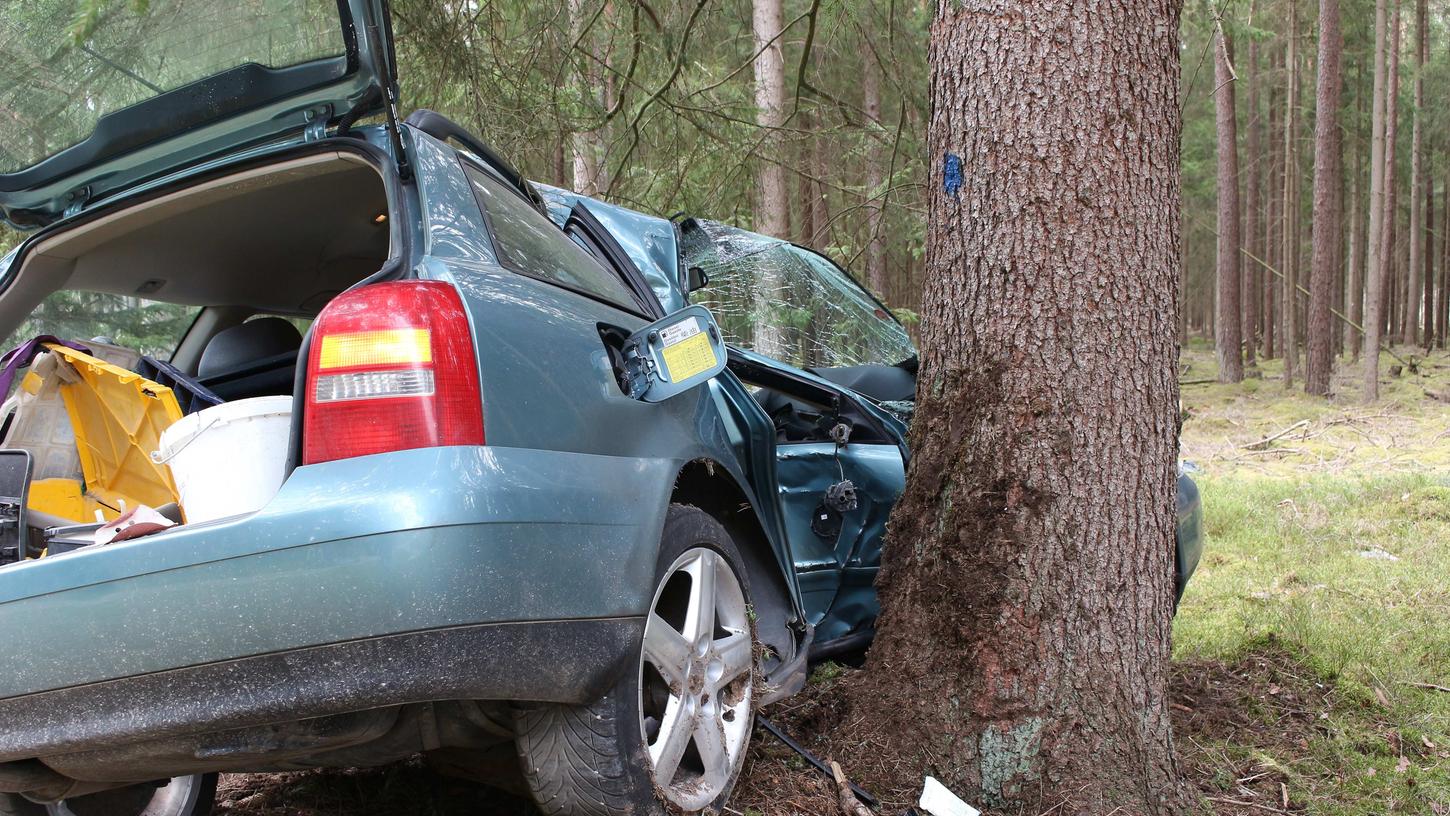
153 396 292 523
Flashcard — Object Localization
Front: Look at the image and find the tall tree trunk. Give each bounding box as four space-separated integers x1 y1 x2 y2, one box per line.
751 0 788 357
863 52 888 296
1243 0 1262 368
1441 170 1450 348
1306 0 1342 396
848 1 1192 811
752 0 789 238
1215 22 1244 383
1381 6 1402 344
797 110 816 246
1425 158 1435 348
1408 0 1426 347
1265 79 1281 359
1282 1 1300 387
1346 60 1368 361
1363 0 1391 401
569 0 609 195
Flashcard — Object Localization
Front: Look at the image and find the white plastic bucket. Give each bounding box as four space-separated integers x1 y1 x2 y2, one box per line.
153 396 292 523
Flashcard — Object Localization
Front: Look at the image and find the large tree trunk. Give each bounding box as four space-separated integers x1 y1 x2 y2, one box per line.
1214 23 1244 383
1306 0 1342 396
1409 0 1426 347
1363 0 1391 401
1243 0 1262 368
848 1 1191 811
1282 1 1300 387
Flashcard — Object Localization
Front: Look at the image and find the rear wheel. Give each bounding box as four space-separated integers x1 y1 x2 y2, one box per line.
0 775 215 816
515 505 756 815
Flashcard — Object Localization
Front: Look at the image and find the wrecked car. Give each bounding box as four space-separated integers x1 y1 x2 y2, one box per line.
0 2 1203 815
536 191 1206 646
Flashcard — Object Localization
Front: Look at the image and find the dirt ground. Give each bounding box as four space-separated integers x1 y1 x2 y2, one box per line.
214 643 1356 816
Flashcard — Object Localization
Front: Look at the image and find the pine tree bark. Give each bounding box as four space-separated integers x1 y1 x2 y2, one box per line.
568 0 609 195
1306 0 1342 396
752 0 789 238
1346 61 1368 361
751 0 788 358
1282 1 1300 387
1381 6 1402 343
848 1 1192 811
1363 0 1391 401
1408 0 1426 347
1243 0 1261 368
1425 158 1435 348
1265 79 1281 359
1215 22 1244 383
863 52 888 296
1441 167 1450 348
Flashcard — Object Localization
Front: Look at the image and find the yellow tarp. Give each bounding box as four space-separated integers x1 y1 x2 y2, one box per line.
26 345 181 522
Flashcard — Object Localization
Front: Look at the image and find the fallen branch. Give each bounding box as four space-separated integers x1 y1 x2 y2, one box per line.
829 761 873 816
1237 447 1308 458
1180 378 1218 386
1403 681 1450 693
1243 420 1310 450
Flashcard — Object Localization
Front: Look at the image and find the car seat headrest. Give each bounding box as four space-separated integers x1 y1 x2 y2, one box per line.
197 317 302 379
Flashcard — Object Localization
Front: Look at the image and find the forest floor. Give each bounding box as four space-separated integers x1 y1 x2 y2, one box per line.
214 341 1450 816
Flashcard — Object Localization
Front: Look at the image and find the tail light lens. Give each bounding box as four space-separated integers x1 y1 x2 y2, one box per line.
302 281 483 465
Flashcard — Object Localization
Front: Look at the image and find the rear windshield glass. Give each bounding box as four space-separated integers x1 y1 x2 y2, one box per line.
0 0 348 173
3 290 199 360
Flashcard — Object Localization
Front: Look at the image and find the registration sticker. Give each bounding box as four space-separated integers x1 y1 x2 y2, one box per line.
658 317 718 382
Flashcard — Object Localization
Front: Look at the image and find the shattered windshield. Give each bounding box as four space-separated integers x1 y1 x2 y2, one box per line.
679 220 916 370
0 0 348 173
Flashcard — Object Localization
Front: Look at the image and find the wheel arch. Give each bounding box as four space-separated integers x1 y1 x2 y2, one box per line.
669 459 803 675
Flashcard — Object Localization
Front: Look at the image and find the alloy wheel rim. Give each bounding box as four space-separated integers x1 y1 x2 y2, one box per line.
639 547 754 811
48 775 205 816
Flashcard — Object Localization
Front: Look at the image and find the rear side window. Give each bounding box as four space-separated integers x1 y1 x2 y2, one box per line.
463 165 640 310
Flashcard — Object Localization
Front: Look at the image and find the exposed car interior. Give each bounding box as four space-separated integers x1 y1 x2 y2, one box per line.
0 150 391 386
0 150 392 557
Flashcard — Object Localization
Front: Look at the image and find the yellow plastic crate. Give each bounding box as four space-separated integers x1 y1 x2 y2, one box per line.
26 344 181 522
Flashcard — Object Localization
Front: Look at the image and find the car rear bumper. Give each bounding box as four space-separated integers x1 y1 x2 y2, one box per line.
0 446 675 760
0 616 642 763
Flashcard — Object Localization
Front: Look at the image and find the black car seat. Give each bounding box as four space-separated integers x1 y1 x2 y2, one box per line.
196 317 302 401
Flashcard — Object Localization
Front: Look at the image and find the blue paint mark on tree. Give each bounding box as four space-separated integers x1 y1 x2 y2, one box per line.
943 152 963 198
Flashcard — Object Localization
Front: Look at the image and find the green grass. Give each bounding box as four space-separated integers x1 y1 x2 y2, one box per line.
1174 341 1450 814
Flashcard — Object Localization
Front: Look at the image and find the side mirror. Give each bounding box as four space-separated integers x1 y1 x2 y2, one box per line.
0 449 31 565
620 306 728 403
686 266 710 293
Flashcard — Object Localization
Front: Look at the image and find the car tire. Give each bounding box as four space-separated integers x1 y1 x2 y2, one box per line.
0 775 216 816
515 504 757 816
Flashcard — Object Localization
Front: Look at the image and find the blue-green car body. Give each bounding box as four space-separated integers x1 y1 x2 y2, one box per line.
0 0 1202 793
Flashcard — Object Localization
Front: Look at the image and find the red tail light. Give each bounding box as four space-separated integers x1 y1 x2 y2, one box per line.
302 281 484 465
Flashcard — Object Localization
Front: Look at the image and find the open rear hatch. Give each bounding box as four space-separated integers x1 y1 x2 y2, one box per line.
0 0 399 229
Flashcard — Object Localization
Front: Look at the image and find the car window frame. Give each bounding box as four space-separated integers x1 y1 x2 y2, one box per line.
457 156 652 319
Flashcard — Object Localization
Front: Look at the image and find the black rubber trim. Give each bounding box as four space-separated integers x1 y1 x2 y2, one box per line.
0 618 642 763
564 203 665 319
404 109 542 211
807 628 875 664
